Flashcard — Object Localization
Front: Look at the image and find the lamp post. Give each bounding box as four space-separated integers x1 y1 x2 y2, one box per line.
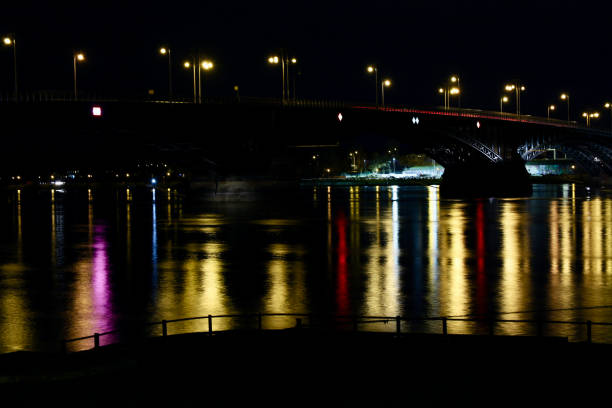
159 47 172 98
268 53 297 104
547 104 556 119
500 95 509 113
367 65 379 107
582 111 599 127
2 35 17 97
73 52 85 100
381 79 391 107
560 93 570 122
450 75 460 107
504 83 526 116
439 88 447 109
184 60 196 103
605 102 612 132
199 60 213 103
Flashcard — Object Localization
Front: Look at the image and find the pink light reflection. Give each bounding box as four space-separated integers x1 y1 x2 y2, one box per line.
91 225 114 340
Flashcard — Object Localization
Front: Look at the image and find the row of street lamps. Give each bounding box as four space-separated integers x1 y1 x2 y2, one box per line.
3 36 612 127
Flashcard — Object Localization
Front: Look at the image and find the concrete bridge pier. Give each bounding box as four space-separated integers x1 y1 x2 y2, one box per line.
439 160 532 198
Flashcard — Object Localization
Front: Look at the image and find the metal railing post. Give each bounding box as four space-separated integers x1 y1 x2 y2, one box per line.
162 320 167 337
442 317 448 336
94 333 100 348
587 320 592 343
208 315 213 336
396 316 401 335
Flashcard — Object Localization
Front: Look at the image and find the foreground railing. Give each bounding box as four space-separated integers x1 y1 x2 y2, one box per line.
62 313 612 352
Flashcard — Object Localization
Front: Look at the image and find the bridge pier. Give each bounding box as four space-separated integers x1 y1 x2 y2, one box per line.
439 160 532 198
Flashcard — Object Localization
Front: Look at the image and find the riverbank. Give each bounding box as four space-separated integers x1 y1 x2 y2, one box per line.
1 328 610 405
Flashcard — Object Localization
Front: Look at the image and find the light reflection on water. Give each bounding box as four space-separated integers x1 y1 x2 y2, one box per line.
1 184 612 352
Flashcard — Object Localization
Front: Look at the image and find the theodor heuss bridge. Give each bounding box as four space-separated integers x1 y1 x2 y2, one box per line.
1 95 611 195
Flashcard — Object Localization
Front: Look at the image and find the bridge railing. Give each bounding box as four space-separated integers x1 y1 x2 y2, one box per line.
61 312 612 352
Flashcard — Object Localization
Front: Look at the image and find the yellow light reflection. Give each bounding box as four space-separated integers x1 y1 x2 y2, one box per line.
498 201 531 335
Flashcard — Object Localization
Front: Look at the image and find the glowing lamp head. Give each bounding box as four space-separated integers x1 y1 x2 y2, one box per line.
3 37 12 45
520 86 526 91
450 87 460 95
76 53 85 62
450 76 458 83
291 58 297 64
502 96 509 102
91 106 102 116
561 93 568 100
383 79 391 87
268 56 279 64
605 102 611 108
549 105 555 111
201 60 213 70
438 88 445 94
184 61 191 68
593 112 600 118
582 112 588 117
159 47 167 55
505 84 515 91
367 66 375 73
151 178 157 185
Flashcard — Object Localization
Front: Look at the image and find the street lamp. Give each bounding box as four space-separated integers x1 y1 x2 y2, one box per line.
73 52 85 100
268 53 297 104
2 35 17 96
381 79 391 107
159 47 172 98
366 65 379 107
500 95 509 113
604 102 612 132
184 60 196 103
582 111 599 127
438 88 447 109
199 60 213 103
504 83 526 116
450 75 460 107
547 104 556 119
560 93 570 122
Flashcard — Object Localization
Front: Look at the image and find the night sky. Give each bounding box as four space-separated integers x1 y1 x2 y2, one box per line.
2 1 612 119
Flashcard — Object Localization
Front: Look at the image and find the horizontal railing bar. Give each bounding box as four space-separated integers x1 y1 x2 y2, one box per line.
63 313 612 346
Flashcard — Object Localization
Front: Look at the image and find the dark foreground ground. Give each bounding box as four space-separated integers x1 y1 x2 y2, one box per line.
1 329 609 406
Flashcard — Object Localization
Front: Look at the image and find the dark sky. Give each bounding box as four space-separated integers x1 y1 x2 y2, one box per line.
2 1 612 120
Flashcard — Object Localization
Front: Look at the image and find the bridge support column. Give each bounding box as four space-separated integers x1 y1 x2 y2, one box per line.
440 160 532 197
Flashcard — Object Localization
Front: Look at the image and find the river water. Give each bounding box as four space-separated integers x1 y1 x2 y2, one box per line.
1 183 612 352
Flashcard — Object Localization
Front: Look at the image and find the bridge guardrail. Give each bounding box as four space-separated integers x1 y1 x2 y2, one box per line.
62 312 611 352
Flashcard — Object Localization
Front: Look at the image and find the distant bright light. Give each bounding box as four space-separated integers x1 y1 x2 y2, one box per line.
438 88 444 94
337 112 343 122
151 178 157 185
561 93 568 100
291 58 297 64
505 85 515 91
605 102 611 108
268 56 279 64
201 60 213 70
367 66 374 73
159 47 167 55
450 76 458 82
184 61 191 68
450 87 460 95
476 121 481 128
92 106 102 116
502 96 509 102
412 117 419 124
383 79 391 87
549 105 555 110
76 53 85 61
3 37 12 45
